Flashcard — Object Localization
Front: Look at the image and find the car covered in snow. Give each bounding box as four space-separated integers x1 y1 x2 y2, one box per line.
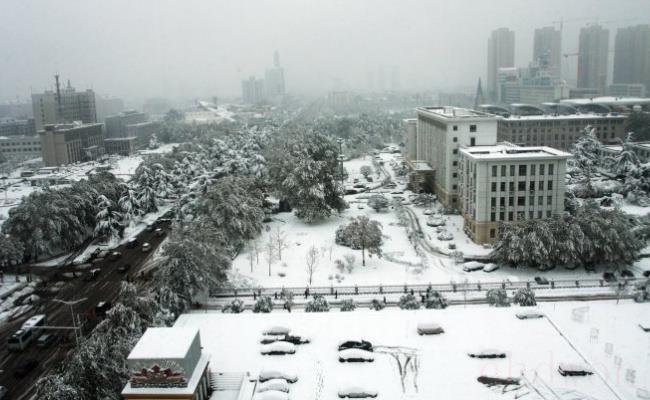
423 209 434 215
515 310 545 320
534 276 550 285
263 326 291 336
257 379 290 393
462 261 484 272
252 391 289 400
558 362 594 376
337 386 378 398
437 230 453 241
417 322 444 335
258 370 298 383
602 272 617 282
483 263 499 272
338 340 373 352
468 349 507 359
141 242 152 252
260 334 310 345
338 348 375 362
426 217 445 227
260 341 296 355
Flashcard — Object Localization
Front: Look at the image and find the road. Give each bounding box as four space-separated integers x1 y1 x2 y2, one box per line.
0 220 171 399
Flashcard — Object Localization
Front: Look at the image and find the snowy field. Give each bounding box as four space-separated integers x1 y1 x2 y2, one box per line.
176 303 628 400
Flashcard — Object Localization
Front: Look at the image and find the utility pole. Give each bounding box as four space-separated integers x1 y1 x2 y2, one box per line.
53 298 87 345
336 138 345 192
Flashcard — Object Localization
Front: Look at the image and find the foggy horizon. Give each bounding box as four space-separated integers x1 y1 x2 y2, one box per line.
1 0 648 104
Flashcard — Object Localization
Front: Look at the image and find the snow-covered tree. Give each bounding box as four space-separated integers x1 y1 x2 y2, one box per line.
305 295 330 312
118 189 141 222
148 132 160 149
0 234 23 268
424 291 448 309
512 288 537 306
612 133 640 177
368 194 390 212
93 195 123 242
305 245 319 285
253 296 273 313
486 289 510 307
360 165 373 179
336 216 383 266
340 299 356 311
398 294 420 310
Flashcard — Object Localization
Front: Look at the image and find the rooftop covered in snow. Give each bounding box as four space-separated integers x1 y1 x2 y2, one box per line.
460 143 571 161
127 327 199 360
416 106 496 121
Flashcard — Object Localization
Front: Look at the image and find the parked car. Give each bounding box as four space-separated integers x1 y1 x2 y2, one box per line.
0 386 6 399
155 228 164 237
258 369 298 383
483 263 499 272
603 272 617 282
423 209 434 215
117 264 131 273
260 341 296 355
263 326 291 335
125 237 139 249
417 322 444 335
338 340 373 352
90 248 102 259
257 379 290 393
83 268 101 281
643 270 650 278
95 301 112 318
108 251 122 261
337 386 378 398
36 333 57 348
462 261 484 272
338 348 375 362
141 242 152 252
534 276 549 285
620 269 634 278
558 363 593 376
281 334 310 345
13 358 38 379
516 311 545 320
468 349 506 359
146 224 156 232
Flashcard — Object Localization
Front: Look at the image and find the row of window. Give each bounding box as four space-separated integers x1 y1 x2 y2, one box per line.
490 195 554 208
452 124 477 132
0 142 40 146
491 180 554 192
490 210 554 223
0 148 39 153
491 164 554 178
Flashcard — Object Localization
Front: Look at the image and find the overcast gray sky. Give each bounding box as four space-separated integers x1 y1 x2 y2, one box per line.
0 0 648 103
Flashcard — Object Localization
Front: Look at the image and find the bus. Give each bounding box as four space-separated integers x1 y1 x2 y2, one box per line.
7 314 46 351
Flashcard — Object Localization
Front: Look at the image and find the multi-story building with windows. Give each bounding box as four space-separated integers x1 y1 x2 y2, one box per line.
415 107 498 206
496 113 626 150
0 117 36 137
39 123 104 166
458 143 570 244
31 80 97 131
104 110 147 138
104 137 137 156
0 136 42 159
403 118 417 161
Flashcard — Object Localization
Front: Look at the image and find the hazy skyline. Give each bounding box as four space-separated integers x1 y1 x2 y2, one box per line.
1 0 648 103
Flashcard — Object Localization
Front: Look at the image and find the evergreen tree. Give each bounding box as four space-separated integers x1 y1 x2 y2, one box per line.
337 216 383 266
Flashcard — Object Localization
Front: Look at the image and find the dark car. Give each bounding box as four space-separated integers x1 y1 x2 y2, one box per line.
36 333 58 348
117 264 131 273
534 276 549 285
603 272 617 282
620 270 634 278
108 251 122 261
95 301 112 318
338 340 373 352
90 247 102 259
14 359 38 379
125 238 139 249
644 270 650 278
146 224 156 232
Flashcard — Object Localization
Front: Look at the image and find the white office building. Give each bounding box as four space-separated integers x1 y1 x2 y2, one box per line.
458 143 569 243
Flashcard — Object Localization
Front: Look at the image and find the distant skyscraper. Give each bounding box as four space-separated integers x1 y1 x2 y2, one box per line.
613 24 650 93
265 51 285 98
474 78 485 109
241 76 266 104
31 76 97 131
577 24 609 95
533 26 562 76
487 28 515 102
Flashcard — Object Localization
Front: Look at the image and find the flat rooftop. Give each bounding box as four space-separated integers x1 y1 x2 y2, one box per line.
460 144 571 160
561 96 650 106
128 327 198 360
417 106 495 120
500 113 626 121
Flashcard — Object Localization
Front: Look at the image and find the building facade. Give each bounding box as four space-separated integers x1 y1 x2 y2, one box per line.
577 24 610 95
533 26 562 77
458 144 569 244
496 113 626 150
122 328 211 400
416 107 498 206
403 118 417 161
127 121 159 146
0 118 36 137
31 82 97 131
0 136 42 159
104 110 147 138
241 77 266 104
613 24 650 93
264 51 286 98
104 137 137 156
39 123 104 166
487 28 515 102
608 83 646 98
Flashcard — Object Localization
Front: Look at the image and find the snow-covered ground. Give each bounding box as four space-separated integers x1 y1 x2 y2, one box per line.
176 302 629 400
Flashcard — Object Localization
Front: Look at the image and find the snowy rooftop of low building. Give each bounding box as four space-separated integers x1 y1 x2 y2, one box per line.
561 96 650 106
410 161 434 171
417 106 495 120
500 112 625 121
461 144 571 160
128 327 198 360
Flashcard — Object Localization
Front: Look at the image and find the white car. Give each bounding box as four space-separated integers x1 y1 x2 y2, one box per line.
257 379 290 393
423 209 434 215
338 348 375 362
483 263 499 272
263 326 291 335
258 369 298 383
260 341 296 355
558 362 594 376
437 230 453 241
252 391 289 400
515 310 545 320
426 217 445 227
338 386 378 398
468 349 507 359
462 261 484 272
417 322 444 335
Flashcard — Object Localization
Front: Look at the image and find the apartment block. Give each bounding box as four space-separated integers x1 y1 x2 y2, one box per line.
0 136 42 159
31 81 97 131
39 123 104 166
458 144 569 244
104 110 147 138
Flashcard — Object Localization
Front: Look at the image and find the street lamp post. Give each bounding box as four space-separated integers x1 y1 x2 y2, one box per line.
336 138 345 191
53 298 87 345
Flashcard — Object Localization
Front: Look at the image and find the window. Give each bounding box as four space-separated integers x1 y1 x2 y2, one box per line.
501 165 506 176
452 184 457 190
500 182 506 191
499 212 505 221
538 181 544 190
546 210 552 218
491 197 497 207
453 126 458 132
529 181 535 191
452 161 457 166
509 182 514 191
470 137 476 146
517 211 525 220
510 165 515 176
453 136 458 142
490 213 496 222
517 196 525 206
529 211 534 219
538 211 543 219
547 180 553 190
452 149 458 154
539 164 545 175
538 196 543 205
452 172 457 178
548 164 554 175
470 124 477 132
518 181 526 191
491 182 497 192
529 196 534 205
508 196 514 206
508 211 513 221
490 229 496 239
518 165 527 176
547 196 553 205
492 166 497 177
